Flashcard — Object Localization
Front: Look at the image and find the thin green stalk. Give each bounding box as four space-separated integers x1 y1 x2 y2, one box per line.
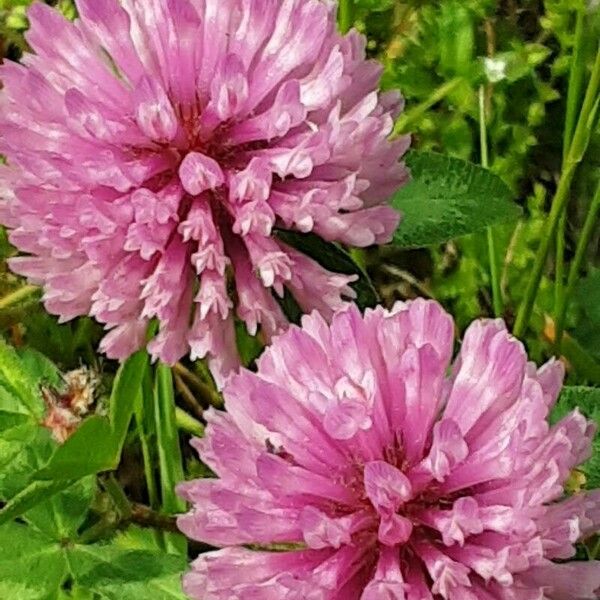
338 0 354 34
135 369 160 511
513 45 600 338
175 406 205 437
393 77 463 136
77 513 119 545
479 86 503 317
563 7 588 165
555 6 587 312
154 363 187 554
555 210 567 309
78 503 183 545
104 474 132 519
175 361 222 408
0 284 38 310
555 183 600 348
174 371 204 420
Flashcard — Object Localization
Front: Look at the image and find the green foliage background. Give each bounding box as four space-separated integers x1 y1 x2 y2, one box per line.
0 0 599 596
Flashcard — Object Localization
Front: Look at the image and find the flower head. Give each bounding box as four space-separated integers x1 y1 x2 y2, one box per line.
177 299 600 599
0 0 408 382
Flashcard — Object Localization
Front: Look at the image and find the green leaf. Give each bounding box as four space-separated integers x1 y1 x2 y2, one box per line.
0 522 68 597
391 151 521 248
113 525 164 552
67 544 187 600
552 386 600 487
16 347 63 388
25 476 96 540
0 410 37 472
0 428 56 500
438 1 474 77
552 386 600 423
37 351 149 481
0 522 187 599
235 320 264 366
36 416 114 480
110 350 149 449
275 230 379 309
0 342 97 531
0 479 76 526
0 339 45 417
57 587 96 600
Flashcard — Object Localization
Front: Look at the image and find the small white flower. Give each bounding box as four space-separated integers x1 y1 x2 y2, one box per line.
484 57 508 83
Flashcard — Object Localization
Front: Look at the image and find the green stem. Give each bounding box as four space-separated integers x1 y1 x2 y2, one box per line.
393 77 463 136
0 284 38 310
563 8 588 164
555 6 587 312
77 513 119 545
479 86 503 317
338 0 354 34
135 370 159 510
154 364 187 554
555 211 567 310
104 474 132 519
555 183 600 348
513 45 600 338
174 371 204 420
78 503 184 545
174 361 222 408
175 406 205 437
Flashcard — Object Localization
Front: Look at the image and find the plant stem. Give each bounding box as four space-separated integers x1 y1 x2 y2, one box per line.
393 77 463 136
175 406 205 437
479 86 503 317
77 513 120 544
513 45 600 338
128 502 181 534
555 183 600 348
174 372 204 420
78 502 187 544
134 370 163 550
135 368 160 512
104 474 132 519
174 362 222 408
154 364 187 554
0 284 38 310
338 0 354 34
555 6 587 313
563 8 588 165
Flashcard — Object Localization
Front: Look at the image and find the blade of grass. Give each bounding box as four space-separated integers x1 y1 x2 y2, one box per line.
393 77 462 136
479 86 503 317
110 350 149 455
555 6 588 313
154 363 187 554
513 45 600 338
338 0 354 34
0 284 39 310
134 367 162 548
135 369 159 509
555 183 600 348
